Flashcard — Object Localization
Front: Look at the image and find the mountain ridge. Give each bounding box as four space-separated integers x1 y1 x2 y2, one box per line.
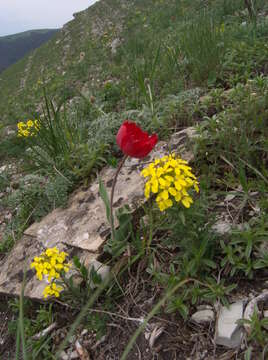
0 29 59 74
0 0 132 123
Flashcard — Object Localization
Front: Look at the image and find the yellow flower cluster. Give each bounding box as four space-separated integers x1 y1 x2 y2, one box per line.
43 283 64 298
141 154 199 212
31 247 71 298
17 120 40 137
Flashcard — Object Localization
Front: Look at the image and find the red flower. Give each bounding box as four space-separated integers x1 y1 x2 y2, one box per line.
116 121 158 159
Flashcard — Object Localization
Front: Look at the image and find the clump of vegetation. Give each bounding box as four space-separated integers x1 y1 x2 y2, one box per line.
1 0 268 359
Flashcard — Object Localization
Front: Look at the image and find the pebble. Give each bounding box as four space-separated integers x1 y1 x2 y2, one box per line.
263 310 268 330
81 329 88 336
212 220 232 235
70 350 79 359
191 309 215 324
59 351 68 360
196 304 213 311
224 194 236 202
68 335 76 344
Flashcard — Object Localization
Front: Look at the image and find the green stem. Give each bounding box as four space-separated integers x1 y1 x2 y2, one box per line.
110 154 128 241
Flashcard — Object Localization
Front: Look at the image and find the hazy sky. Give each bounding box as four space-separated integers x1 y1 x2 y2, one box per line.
0 0 98 36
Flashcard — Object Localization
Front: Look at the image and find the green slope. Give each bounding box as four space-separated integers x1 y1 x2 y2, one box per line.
0 29 58 73
0 0 200 123
0 0 267 124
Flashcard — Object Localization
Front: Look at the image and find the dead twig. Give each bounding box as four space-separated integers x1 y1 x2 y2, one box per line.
31 322 58 340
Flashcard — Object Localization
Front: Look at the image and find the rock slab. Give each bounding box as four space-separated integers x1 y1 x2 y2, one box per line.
215 301 244 348
0 128 196 300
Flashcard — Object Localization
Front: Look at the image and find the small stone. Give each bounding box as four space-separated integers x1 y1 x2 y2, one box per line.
111 38 120 54
7 129 15 136
70 350 79 359
59 351 68 360
224 194 236 202
196 304 213 311
212 220 232 235
263 310 268 330
0 165 7 174
191 309 215 324
81 329 88 336
4 213 12 221
215 301 244 348
68 335 76 344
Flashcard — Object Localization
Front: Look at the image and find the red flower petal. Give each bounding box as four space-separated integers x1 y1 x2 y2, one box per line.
116 121 158 158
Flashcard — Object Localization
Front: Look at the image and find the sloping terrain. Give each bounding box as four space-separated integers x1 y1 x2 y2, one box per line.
0 29 58 73
0 0 268 359
0 0 134 123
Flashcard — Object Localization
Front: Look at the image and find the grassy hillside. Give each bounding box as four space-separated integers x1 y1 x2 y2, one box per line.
0 29 58 73
0 0 266 125
0 0 268 358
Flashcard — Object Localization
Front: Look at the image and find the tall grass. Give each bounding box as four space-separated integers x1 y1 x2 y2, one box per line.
25 92 107 181
179 10 229 84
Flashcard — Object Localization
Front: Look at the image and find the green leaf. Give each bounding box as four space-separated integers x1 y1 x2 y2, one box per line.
244 346 253 360
238 165 248 193
80 265 88 280
203 259 217 269
245 237 253 260
98 177 111 223
114 206 133 243
178 303 189 320
90 267 102 285
73 256 81 269
178 211 186 226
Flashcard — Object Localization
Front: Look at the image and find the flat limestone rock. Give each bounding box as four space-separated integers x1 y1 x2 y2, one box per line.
0 128 196 300
215 301 244 348
0 234 97 299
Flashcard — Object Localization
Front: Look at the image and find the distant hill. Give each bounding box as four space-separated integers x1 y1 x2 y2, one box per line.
0 29 59 73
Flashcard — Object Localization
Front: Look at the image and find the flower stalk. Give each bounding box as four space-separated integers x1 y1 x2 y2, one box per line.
110 154 128 241
109 120 157 241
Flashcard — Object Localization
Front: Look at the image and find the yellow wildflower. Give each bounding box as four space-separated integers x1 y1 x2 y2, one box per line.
17 119 40 137
141 153 199 211
43 283 64 298
31 247 71 279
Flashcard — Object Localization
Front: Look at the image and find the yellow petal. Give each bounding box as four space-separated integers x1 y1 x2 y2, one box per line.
161 190 169 200
174 181 182 191
159 177 166 187
158 201 166 212
182 196 193 208
175 192 182 202
141 168 150 177
168 187 177 196
164 198 173 208
151 179 158 193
